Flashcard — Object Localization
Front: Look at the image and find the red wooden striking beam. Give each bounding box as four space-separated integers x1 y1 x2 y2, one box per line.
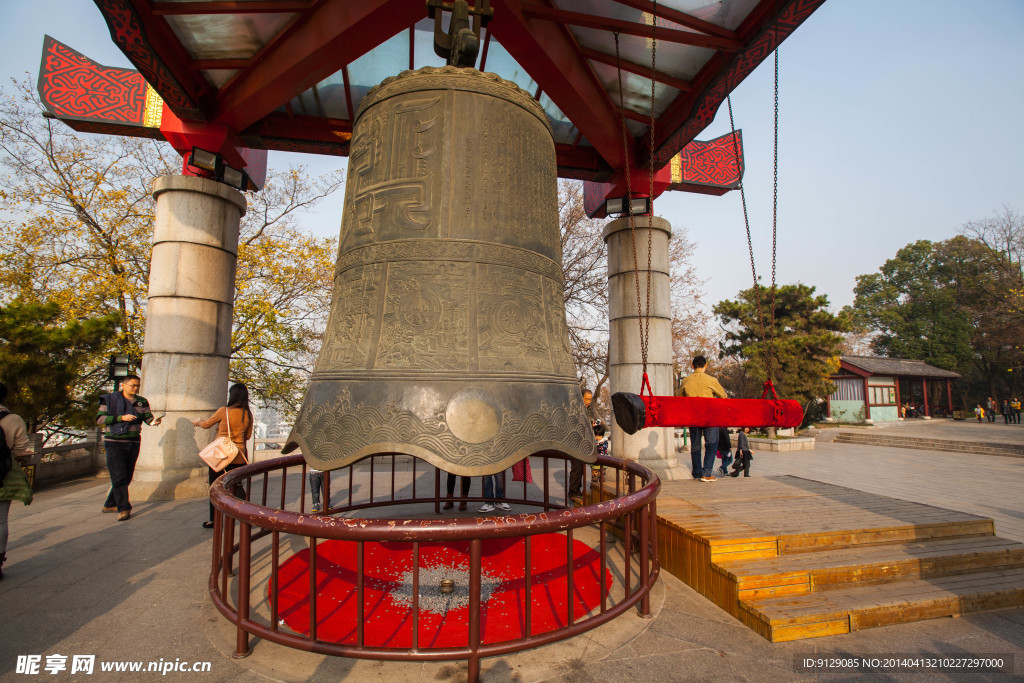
612 382 803 434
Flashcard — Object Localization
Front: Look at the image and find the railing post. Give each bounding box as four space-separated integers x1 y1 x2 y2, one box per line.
468 538 482 683
638 500 651 617
233 521 253 657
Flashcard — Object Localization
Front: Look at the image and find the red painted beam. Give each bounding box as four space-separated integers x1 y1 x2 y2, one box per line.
212 0 424 131
252 112 351 144
618 106 652 124
610 0 738 40
490 0 626 170
520 4 742 51
555 145 611 181
579 46 691 93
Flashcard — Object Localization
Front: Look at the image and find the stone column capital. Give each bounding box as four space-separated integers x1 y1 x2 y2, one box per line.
152 175 247 216
602 215 672 242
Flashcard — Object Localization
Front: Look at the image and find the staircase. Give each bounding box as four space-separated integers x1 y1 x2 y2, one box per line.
651 477 1024 642
719 533 1024 641
831 431 1024 458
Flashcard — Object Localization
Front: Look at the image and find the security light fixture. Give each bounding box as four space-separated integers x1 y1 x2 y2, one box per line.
604 196 652 216
187 147 251 192
108 354 139 380
188 147 220 174
221 165 248 192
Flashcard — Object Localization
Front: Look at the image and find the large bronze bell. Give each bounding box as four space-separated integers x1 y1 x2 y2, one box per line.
283 67 595 475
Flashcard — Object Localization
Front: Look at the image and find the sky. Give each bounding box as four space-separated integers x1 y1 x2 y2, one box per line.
3 0 1023 313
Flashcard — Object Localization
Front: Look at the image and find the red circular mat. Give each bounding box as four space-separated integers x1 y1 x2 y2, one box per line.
273 533 612 648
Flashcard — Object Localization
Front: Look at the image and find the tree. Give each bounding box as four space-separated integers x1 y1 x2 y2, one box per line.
960 206 1024 315
850 232 1024 404
714 283 847 406
849 240 974 371
559 180 610 405
0 77 343 421
228 168 342 414
0 300 118 436
668 226 717 382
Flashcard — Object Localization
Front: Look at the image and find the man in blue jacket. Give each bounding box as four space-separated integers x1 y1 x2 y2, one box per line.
96 375 161 521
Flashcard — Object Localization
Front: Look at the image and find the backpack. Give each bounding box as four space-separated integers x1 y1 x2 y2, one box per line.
0 410 12 484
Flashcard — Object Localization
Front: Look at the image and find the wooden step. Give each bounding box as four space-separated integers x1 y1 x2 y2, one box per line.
740 568 1024 642
717 537 1024 601
775 517 995 554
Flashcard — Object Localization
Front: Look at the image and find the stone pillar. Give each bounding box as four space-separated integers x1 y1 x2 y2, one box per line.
604 215 683 476
131 176 246 501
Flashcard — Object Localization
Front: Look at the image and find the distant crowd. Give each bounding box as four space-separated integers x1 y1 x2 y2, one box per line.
974 396 1022 423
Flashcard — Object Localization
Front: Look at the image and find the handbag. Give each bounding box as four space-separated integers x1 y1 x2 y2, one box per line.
198 407 245 472
512 457 533 483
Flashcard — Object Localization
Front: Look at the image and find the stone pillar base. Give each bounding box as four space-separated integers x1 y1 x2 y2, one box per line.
131 468 209 501
645 465 697 481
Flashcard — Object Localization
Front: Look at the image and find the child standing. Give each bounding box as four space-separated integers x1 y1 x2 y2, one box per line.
730 428 754 477
974 404 984 422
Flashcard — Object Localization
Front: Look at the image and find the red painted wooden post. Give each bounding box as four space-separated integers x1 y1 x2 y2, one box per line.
862 377 872 421
922 378 930 417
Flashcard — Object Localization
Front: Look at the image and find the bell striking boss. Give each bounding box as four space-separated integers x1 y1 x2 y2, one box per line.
284 67 595 475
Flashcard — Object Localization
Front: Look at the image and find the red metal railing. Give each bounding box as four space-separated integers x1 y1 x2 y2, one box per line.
209 453 660 681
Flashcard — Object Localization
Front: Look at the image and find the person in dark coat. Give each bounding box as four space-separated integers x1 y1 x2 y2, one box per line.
730 428 754 477
716 427 733 478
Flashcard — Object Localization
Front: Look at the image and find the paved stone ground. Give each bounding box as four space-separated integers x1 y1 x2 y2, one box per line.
1 419 1022 682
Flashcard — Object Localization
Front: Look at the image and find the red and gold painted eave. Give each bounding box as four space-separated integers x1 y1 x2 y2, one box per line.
44 0 825 201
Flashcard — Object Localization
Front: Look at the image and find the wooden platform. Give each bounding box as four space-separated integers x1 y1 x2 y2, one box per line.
645 476 1024 642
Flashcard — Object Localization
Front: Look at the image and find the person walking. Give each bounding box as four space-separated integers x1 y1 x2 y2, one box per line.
0 381 34 579
679 355 728 482
986 397 997 423
443 471 471 511
716 427 733 478
1002 399 1013 425
97 374 162 521
730 428 754 477
192 383 253 529
1012 397 1021 425
974 404 984 422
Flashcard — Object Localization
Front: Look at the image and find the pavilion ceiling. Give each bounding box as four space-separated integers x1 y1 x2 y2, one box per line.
93 0 825 181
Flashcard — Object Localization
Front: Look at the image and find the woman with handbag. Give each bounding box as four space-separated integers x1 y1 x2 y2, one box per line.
192 383 254 529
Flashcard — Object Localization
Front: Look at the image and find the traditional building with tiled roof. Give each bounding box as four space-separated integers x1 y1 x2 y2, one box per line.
827 356 961 423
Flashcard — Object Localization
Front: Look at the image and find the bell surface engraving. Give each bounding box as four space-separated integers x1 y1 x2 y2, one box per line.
285 67 594 475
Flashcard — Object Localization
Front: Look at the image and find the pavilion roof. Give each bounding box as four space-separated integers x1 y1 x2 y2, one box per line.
837 356 961 380
90 0 825 181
